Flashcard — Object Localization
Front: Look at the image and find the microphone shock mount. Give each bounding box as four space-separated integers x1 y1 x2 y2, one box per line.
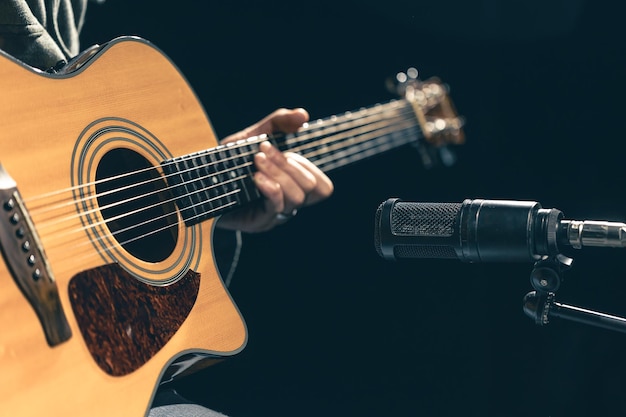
523 253 626 334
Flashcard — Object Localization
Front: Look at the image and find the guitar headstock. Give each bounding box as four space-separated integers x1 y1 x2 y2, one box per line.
388 68 465 167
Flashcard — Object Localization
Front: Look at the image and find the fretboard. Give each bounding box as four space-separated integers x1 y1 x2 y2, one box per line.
161 99 421 226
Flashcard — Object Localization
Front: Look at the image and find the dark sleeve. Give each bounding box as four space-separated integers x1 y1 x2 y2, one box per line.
0 0 87 70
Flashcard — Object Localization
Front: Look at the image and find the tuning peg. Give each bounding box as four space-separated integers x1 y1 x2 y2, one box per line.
386 67 422 96
396 71 408 84
397 68 420 85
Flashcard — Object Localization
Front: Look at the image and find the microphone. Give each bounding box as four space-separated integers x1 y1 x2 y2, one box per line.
374 198 626 262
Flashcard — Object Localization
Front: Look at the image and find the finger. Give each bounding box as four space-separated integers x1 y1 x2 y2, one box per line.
263 142 320 193
254 150 305 212
256 107 309 134
286 153 334 206
256 142 316 207
222 108 309 144
254 169 288 215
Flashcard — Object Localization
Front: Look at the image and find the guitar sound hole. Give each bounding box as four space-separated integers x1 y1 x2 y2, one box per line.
95 149 178 263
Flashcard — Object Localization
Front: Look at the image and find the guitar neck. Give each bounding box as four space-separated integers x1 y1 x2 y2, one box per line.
277 99 420 172
161 99 421 226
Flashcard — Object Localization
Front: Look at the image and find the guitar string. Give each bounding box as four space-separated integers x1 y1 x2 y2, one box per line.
39 130 423 272
83 118 422 250
26 104 417 232
27 109 416 247
26 100 414 217
24 103 421 255
38 112 420 254
24 99 411 210
29 109 420 259
39 127 424 275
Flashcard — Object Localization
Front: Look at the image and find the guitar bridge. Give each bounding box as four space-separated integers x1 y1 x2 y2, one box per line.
0 164 71 346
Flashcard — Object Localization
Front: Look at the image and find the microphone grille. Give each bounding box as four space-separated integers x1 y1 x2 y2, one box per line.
375 199 463 260
391 202 462 236
395 243 458 259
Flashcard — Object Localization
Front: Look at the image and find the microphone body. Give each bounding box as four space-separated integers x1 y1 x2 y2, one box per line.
375 198 626 262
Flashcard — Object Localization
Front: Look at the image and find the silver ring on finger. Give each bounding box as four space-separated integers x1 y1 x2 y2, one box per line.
276 208 298 222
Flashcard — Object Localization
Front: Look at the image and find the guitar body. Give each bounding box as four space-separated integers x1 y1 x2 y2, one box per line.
0 37 247 416
0 34 466 417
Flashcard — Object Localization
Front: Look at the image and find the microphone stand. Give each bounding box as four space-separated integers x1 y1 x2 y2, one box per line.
523 254 626 334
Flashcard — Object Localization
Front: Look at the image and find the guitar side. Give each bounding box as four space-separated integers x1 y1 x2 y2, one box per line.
0 37 247 416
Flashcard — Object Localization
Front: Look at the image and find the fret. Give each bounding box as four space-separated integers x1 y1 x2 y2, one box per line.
235 141 262 203
216 147 233 207
161 139 264 226
204 149 220 202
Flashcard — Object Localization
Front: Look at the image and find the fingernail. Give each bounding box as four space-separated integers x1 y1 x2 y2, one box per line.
262 142 277 157
254 171 267 183
259 141 271 153
256 152 267 166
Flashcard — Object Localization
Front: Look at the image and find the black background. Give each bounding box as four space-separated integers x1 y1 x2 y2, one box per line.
82 1 626 416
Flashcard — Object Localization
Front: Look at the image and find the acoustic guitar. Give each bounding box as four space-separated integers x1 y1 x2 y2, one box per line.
0 36 464 416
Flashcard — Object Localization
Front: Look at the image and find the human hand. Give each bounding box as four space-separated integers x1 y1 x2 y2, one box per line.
216 108 334 233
